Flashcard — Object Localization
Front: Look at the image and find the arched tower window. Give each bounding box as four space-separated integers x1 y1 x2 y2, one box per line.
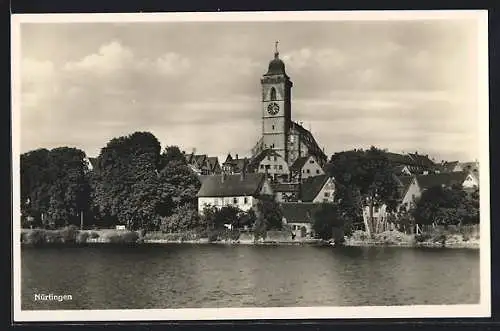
270 87 277 101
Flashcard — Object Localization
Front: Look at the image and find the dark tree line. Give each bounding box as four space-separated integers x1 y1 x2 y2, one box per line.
21 132 202 231
21 147 91 228
20 131 283 233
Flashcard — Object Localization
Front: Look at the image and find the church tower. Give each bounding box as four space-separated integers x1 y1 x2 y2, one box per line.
261 42 293 162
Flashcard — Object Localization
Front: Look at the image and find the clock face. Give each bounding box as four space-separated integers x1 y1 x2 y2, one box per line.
267 102 280 116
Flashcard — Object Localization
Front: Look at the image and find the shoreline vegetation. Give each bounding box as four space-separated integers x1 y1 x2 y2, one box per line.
20 226 479 249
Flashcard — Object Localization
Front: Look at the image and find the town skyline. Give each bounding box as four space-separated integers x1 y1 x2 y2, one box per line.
19 19 480 163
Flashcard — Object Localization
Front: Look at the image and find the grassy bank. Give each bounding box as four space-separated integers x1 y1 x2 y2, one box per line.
20 227 480 249
344 230 480 249
21 227 140 245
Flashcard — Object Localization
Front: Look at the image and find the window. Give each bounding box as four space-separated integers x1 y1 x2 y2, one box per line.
274 156 277 161
244 197 248 204
266 165 271 169
316 170 320 174
260 164 264 169
270 87 277 101
267 156 271 161
274 165 277 170
233 197 238 204
324 192 330 197
272 125 275 130
306 169 310 174
309 160 314 164
279 165 283 170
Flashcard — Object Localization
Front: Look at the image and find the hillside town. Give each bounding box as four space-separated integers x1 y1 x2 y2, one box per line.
22 44 480 245
155 45 480 239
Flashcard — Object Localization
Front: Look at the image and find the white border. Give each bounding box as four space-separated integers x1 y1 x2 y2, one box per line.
11 10 491 322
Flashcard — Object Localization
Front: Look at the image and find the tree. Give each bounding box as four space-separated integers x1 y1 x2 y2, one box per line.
253 196 283 237
156 146 201 217
311 203 345 244
91 132 162 230
413 184 477 228
328 146 399 236
20 147 91 228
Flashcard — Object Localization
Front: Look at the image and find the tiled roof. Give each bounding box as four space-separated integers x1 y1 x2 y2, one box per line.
206 157 220 171
272 182 299 193
407 153 435 168
458 161 479 173
416 171 468 190
436 161 459 173
281 202 321 223
300 174 330 202
290 156 309 173
197 173 267 197
386 152 413 164
290 121 327 164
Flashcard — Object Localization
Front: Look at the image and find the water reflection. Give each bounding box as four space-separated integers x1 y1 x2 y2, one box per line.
21 245 480 310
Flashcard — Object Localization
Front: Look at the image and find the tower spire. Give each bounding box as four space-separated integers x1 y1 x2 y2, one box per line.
274 40 279 58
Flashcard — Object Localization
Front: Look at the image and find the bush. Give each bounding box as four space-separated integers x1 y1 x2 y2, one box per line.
106 231 139 244
207 229 240 242
373 230 410 245
76 231 89 244
431 233 447 244
24 229 46 245
350 230 370 241
89 231 100 239
415 233 432 243
59 226 78 243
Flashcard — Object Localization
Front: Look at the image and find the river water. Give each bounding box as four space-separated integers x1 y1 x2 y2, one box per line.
21 244 479 310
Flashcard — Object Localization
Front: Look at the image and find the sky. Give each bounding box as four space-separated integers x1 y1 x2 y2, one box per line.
18 17 482 163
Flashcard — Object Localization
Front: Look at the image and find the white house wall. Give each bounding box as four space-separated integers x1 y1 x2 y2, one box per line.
198 196 256 214
300 156 324 179
312 177 336 203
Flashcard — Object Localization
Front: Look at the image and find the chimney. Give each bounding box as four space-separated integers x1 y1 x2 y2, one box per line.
236 154 239 160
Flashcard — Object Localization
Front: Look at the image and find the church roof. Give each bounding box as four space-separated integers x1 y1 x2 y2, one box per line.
197 173 267 197
290 121 327 164
265 49 287 76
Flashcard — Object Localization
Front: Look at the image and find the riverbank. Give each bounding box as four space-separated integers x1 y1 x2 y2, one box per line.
20 228 479 249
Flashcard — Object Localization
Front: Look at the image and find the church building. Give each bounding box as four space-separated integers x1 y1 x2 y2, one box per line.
250 43 327 175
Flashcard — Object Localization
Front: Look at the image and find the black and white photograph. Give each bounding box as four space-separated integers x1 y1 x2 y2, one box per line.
11 10 490 322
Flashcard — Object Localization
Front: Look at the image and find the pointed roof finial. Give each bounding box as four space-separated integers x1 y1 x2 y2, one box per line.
274 40 279 58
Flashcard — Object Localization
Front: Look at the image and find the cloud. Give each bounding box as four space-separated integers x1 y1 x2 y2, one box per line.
281 47 346 71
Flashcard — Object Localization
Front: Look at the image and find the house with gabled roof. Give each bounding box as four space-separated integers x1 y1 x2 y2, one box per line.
400 171 469 208
184 152 222 176
222 153 249 175
272 182 300 202
300 174 336 203
281 202 320 238
248 148 290 182
290 155 325 181
196 172 273 214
